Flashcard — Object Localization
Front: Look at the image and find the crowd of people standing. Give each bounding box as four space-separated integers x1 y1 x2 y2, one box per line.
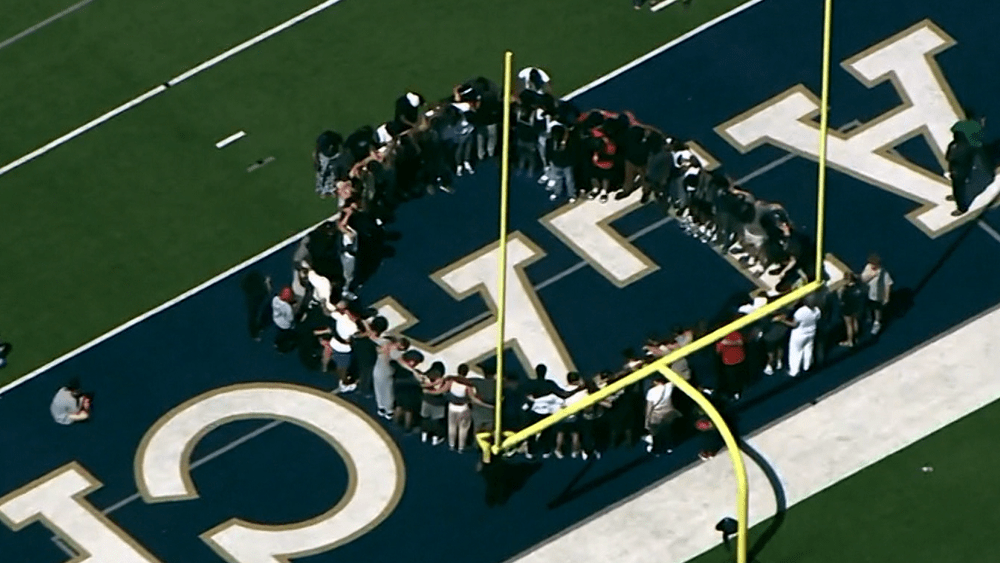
238 65 899 460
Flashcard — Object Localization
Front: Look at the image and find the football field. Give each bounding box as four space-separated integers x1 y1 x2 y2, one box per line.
1 1 999 562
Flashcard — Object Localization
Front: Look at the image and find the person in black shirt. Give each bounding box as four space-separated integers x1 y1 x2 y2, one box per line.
0 338 9 369
618 124 653 198
394 91 424 133
946 130 976 216
514 102 540 176
314 130 344 197
545 123 578 201
345 126 378 164
839 272 867 347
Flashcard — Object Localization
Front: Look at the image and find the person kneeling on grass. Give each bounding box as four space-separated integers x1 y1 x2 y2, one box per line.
0 337 11 369
51 379 91 425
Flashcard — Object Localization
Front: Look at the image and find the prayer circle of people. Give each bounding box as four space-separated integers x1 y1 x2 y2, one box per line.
253 66 892 461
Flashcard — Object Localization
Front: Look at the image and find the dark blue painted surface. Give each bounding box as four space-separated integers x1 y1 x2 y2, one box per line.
2 0 1000 561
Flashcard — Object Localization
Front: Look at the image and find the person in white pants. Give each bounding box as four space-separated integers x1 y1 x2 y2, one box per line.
785 300 821 377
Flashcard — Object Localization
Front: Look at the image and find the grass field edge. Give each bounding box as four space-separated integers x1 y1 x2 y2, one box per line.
0 0 768 395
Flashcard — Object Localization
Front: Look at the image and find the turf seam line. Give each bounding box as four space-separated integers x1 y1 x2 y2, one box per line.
0 0 344 178
50 535 76 557
0 0 764 395
976 219 1000 245
97 420 283 517
0 0 95 52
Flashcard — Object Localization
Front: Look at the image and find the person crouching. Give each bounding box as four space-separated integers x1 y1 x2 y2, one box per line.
51 379 92 425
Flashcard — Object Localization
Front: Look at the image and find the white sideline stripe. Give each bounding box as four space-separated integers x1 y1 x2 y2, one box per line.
167 0 344 86
511 301 1000 563
215 130 247 149
0 0 344 178
0 214 333 396
651 0 685 13
0 0 95 52
561 0 766 100
0 0 767 396
0 85 167 176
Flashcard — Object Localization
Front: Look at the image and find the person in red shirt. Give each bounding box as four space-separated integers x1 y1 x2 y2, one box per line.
715 330 746 401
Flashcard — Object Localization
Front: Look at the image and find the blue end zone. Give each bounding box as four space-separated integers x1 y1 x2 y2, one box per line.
2 0 1000 561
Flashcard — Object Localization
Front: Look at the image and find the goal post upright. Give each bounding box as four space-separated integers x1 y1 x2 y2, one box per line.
816 0 834 282
493 50 515 454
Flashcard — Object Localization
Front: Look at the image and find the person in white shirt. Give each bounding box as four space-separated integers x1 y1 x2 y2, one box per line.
860 253 893 335
643 374 679 454
314 300 361 392
516 66 552 96
444 364 475 453
783 299 822 377
554 372 589 459
271 287 297 352
50 379 91 425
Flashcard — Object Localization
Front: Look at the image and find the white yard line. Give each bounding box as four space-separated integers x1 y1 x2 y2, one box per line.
562 0 766 100
215 130 247 149
0 0 95 52
0 0 345 178
0 0 768 396
511 300 1000 563
651 0 686 13
0 214 333 396
0 85 167 176
166 0 343 86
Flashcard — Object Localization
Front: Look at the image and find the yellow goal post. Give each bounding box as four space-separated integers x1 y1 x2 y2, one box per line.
478 0 834 559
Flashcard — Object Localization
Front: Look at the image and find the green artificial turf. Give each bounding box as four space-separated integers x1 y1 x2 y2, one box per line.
686 397 1000 563
0 0 748 384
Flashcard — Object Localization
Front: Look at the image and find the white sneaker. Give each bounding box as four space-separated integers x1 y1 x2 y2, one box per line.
641 434 654 445
763 364 774 375
421 432 428 443
549 193 558 201
463 162 474 174
432 436 444 446
553 450 564 459
872 321 882 335
581 451 589 461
